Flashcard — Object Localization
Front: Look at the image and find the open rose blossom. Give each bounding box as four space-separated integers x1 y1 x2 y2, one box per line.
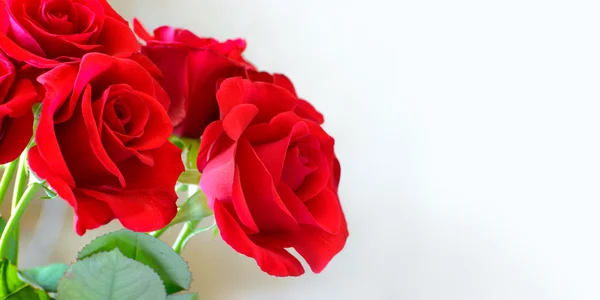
28 53 184 235
198 77 348 276
0 51 39 164
0 0 139 68
133 19 254 136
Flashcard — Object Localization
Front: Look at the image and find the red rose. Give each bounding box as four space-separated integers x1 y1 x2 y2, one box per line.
28 53 184 235
0 0 139 68
198 77 347 276
0 51 39 163
232 69 324 124
133 19 253 137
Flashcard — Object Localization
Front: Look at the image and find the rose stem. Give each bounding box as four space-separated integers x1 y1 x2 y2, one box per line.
12 151 29 210
0 160 18 207
149 226 169 239
0 183 42 261
9 152 29 265
172 220 200 254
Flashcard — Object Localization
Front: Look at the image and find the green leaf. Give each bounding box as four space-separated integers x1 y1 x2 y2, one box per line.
19 263 67 293
57 250 166 300
170 190 212 227
167 293 199 300
78 229 191 294
169 135 186 150
0 259 50 299
177 170 201 185
0 218 18 265
181 224 216 249
212 225 220 239
41 186 57 199
186 140 200 170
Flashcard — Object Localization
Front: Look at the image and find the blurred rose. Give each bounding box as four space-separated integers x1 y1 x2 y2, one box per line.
134 19 253 135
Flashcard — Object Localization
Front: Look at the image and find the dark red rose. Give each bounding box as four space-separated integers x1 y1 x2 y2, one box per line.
28 53 184 235
197 77 347 277
133 19 254 137
0 51 39 163
0 0 140 68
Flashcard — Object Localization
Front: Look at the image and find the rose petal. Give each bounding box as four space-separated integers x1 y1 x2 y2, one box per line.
199 141 236 209
132 18 153 42
95 16 141 55
217 78 299 124
214 199 305 277
236 139 298 231
72 189 115 236
140 44 189 126
81 143 182 232
231 165 259 233
291 219 348 274
35 64 78 185
222 103 258 141
173 48 246 138
80 84 126 186
0 112 32 164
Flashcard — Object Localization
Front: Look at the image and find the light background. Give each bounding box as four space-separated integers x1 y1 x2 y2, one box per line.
21 0 600 299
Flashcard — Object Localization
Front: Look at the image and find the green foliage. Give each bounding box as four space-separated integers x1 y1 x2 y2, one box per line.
178 170 201 185
19 263 67 293
170 190 213 227
77 230 191 294
57 250 166 300
0 218 18 265
169 136 201 171
0 260 50 299
167 293 199 300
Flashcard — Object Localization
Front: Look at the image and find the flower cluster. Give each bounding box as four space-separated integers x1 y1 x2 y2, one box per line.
0 0 347 278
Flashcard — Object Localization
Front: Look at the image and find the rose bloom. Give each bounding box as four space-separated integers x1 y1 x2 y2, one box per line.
0 0 139 68
0 51 39 163
29 53 184 235
198 77 348 276
134 19 253 136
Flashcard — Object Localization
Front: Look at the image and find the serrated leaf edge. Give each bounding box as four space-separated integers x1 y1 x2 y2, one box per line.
57 250 167 298
75 229 194 294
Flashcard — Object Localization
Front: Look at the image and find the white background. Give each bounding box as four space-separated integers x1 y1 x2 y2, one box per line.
99 1 600 299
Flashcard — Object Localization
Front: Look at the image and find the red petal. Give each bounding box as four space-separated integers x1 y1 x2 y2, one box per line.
81 143 182 232
199 141 236 209
0 33 59 68
28 145 77 207
72 190 115 236
291 216 348 273
222 103 258 141
197 121 224 171
236 139 298 232
271 73 297 97
133 18 153 42
35 65 78 186
231 165 259 233
217 78 298 124
96 16 141 55
80 84 126 186
140 44 190 126
214 199 305 277
0 112 31 163
173 48 246 138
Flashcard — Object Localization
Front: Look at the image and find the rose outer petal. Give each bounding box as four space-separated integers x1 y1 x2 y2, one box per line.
214 199 305 277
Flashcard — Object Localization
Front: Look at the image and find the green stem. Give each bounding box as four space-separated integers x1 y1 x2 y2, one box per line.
172 220 200 254
0 183 42 261
10 153 28 265
0 160 18 207
149 226 168 239
12 152 28 210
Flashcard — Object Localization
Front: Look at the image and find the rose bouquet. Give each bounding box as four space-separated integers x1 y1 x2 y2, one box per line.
0 0 348 299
